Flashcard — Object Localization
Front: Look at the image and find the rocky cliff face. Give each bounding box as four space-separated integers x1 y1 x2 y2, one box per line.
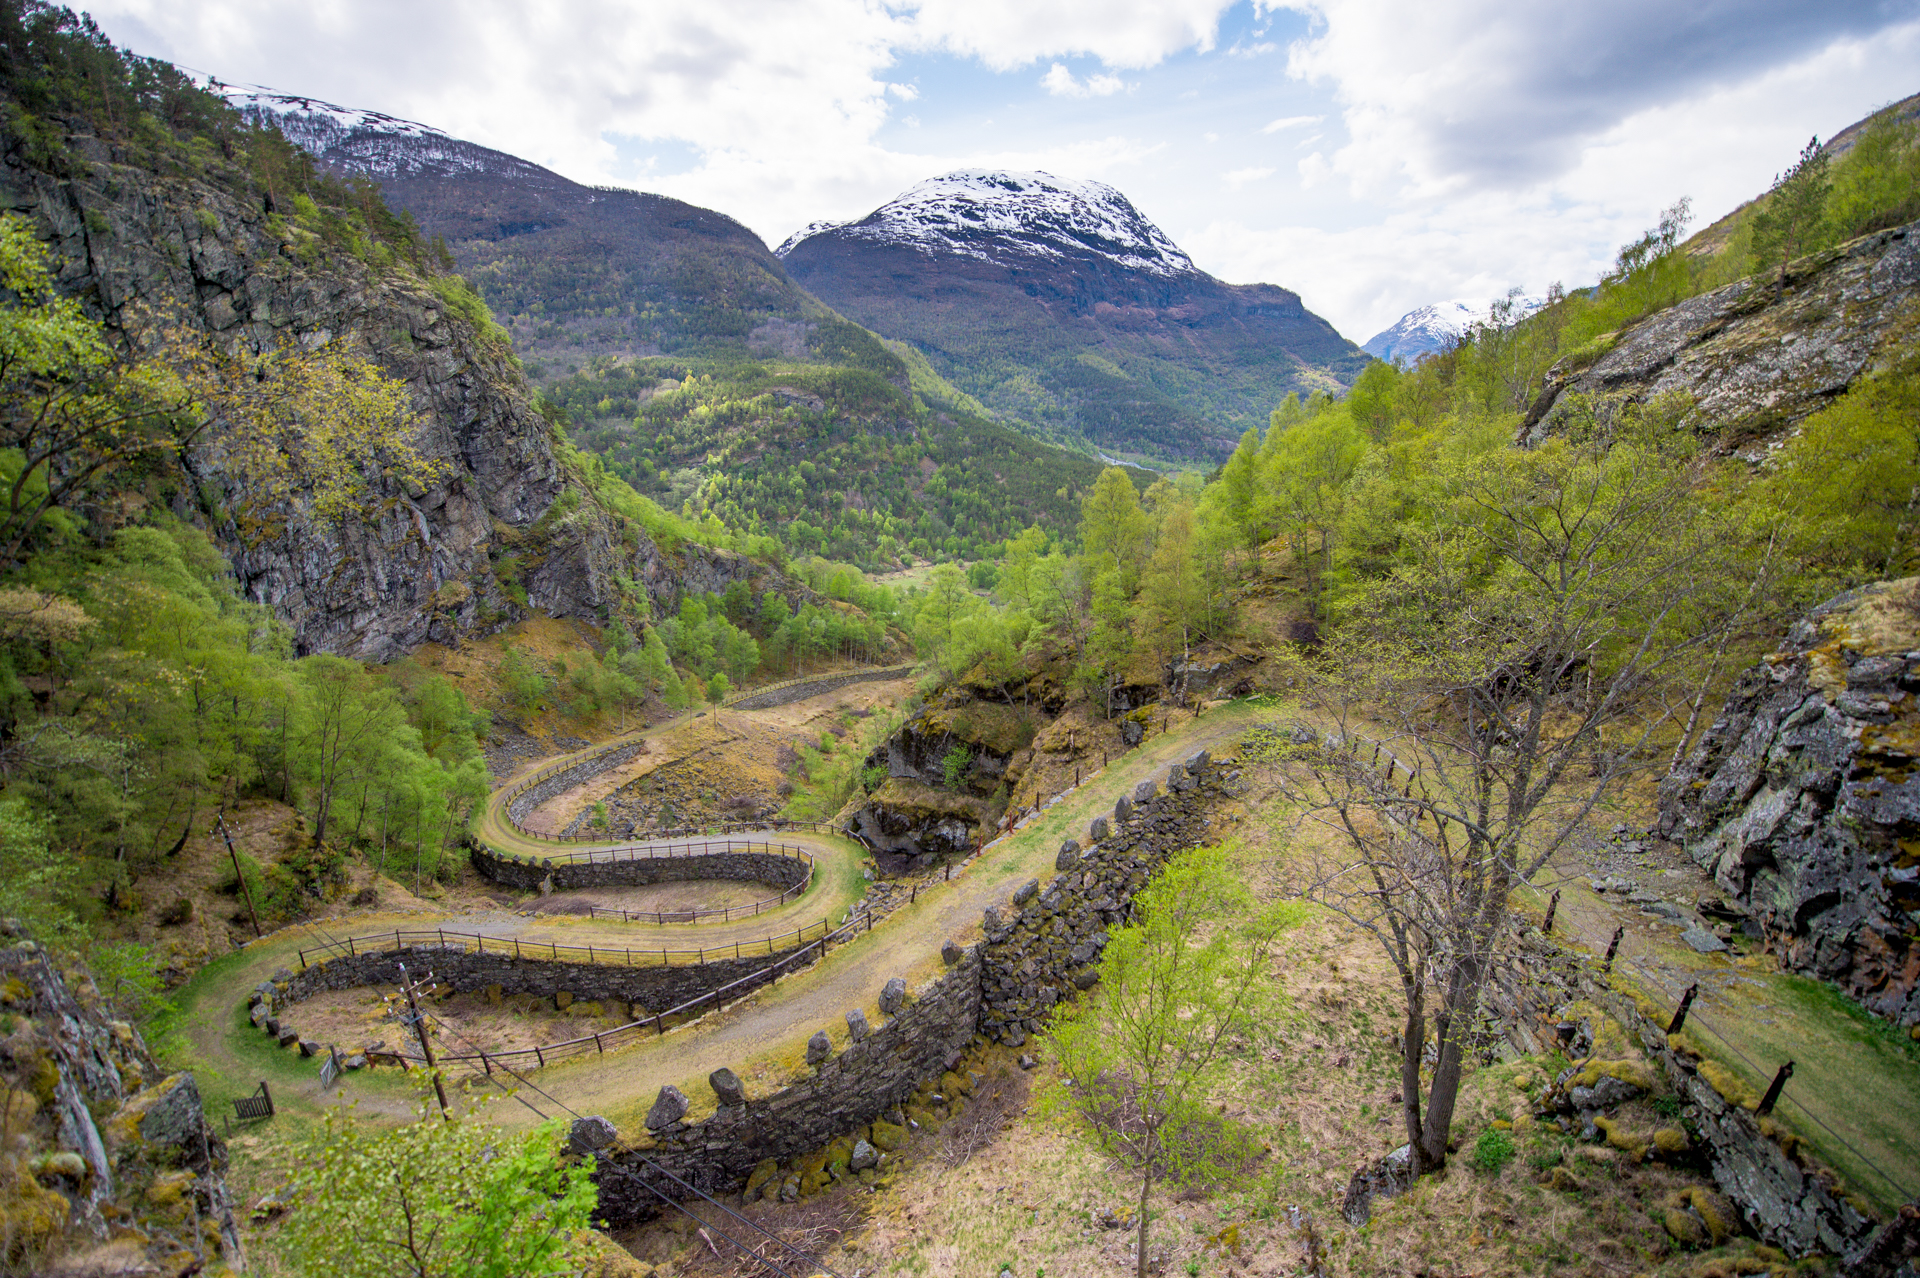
1522 222 1920 452
1656 578 1920 1027
0 128 767 659
0 930 243 1274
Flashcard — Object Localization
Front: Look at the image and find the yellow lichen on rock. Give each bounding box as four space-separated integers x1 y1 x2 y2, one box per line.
1697 1059 1761 1110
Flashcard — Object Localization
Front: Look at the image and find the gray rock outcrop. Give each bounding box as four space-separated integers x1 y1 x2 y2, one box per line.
1658 577 1919 1026
568 1115 619 1154
1522 221 1920 453
0 129 775 660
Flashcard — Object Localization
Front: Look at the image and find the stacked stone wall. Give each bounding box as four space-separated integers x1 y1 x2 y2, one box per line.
979 762 1222 1046
505 740 646 825
1605 989 1880 1259
596 949 983 1211
590 753 1225 1221
725 665 913 711
471 841 809 896
282 941 810 1016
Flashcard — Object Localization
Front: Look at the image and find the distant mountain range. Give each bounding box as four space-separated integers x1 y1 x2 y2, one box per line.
227 91 869 378
779 171 1367 463
1362 296 1546 365
234 95 1364 465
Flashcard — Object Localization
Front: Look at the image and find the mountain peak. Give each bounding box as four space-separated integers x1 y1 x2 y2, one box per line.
1362 295 1546 364
221 88 552 184
778 169 1198 279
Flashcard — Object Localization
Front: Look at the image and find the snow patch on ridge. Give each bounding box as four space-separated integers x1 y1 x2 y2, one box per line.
777 170 1197 279
220 89 542 182
1362 296 1545 363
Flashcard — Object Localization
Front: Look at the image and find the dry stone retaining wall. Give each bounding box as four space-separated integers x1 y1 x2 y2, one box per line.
724 664 914 712
505 740 647 825
597 948 983 1211
590 753 1224 1221
978 764 1223 1046
470 841 808 896
282 941 809 1016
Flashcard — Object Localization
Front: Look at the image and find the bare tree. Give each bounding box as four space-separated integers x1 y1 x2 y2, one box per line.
1265 405 1779 1175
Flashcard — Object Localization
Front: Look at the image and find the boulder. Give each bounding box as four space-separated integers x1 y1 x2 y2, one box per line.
879 976 908 1016
1012 879 1039 907
1132 780 1157 804
1680 925 1728 954
644 1085 689 1131
846 1009 870 1042
708 1068 746 1108
1088 816 1110 842
1114 796 1133 825
940 940 963 966
1185 749 1210 773
1120 719 1144 747
127 1074 207 1152
1055 840 1081 872
849 1139 878 1171
806 1031 832 1067
568 1115 619 1155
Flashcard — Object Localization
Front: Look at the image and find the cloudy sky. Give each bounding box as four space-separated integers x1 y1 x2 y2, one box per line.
91 0 1920 342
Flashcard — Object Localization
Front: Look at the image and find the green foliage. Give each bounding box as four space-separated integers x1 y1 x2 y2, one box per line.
1470 1127 1517 1174
1761 345 1920 582
1047 844 1299 1278
1752 138 1834 284
278 1089 597 1278
941 745 972 790
555 358 1115 570
430 275 514 352
0 796 70 936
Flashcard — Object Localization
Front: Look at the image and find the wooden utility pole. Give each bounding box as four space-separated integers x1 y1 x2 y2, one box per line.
215 812 261 938
398 962 451 1120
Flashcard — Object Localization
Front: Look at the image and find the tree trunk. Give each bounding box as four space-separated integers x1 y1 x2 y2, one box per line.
1400 986 1429 1168
1136 1161 1152 1278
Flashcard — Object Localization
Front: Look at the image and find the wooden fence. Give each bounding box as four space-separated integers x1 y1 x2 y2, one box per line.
342 910 880 1072
294 912 851 972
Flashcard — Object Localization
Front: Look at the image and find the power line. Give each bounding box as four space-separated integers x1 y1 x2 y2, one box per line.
294 916 843 1278
1547 913 1918 1203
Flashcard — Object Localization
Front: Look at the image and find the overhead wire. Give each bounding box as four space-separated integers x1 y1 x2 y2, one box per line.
293 913 844 1277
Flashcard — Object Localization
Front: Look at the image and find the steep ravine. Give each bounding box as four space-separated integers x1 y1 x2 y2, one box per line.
0 129 768 659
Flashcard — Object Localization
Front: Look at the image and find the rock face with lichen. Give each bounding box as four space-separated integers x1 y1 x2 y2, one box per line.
0 929 244 1274
1521 222 1920 452
1657 577 1920 1026
0 130 773 661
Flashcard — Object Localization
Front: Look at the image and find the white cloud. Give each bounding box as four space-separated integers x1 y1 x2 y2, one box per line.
1280 0 1918 194
1041 62 1129 97
1260 113 1321 133
894 0 1237 70
81 0 1920 350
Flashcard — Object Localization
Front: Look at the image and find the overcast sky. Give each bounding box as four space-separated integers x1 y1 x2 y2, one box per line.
90 0 1920 342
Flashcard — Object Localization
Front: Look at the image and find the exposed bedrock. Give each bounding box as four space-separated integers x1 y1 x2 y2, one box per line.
1657 577 1920 1026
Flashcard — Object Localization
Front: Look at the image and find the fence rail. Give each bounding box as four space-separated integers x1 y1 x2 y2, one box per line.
492 664 914 845
294 911 848 972
354 910 880 1071
480 838 819 925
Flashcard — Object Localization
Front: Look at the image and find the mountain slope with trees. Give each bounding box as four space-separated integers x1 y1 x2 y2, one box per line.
778 170 1369 466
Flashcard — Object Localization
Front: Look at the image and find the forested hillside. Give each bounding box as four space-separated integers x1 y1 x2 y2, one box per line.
0 1 905 959
780 171 1369 465
240 95 1128 570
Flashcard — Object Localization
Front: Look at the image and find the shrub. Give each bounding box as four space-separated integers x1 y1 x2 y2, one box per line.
1470 1127 1516 1174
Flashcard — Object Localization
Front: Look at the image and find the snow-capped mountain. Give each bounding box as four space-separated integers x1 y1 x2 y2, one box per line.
777 171 1198 280
1362 296 1546 364
223 89 556 186
779 170 1364 463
